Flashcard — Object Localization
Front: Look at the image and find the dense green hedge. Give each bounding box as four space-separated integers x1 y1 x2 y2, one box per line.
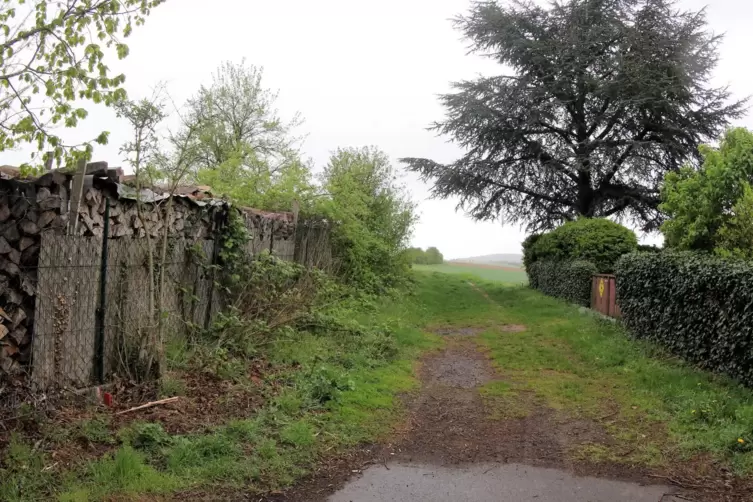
616 252 753 387
528 260 597 307
522 233 543 270
530 218 637 273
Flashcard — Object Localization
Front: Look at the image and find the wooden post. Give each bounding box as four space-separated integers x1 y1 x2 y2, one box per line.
67 158 87 235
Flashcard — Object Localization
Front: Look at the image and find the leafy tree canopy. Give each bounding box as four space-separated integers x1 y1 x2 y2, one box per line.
526 217 637 273
407 246 444 265
661 127 753 258
402 0 744 232
317 147 416 291
187 61 313 211
0 0 164 166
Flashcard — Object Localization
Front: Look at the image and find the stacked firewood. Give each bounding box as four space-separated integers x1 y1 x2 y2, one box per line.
0 172 69 378
75 187 213 241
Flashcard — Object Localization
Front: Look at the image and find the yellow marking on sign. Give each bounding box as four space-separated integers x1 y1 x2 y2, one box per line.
599 279 605 298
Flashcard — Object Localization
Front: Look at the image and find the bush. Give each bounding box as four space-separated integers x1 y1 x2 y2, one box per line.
616 252 753 387
528 260 597 307
317 147 417 292
522 233 542 270
637 244 662 253
526 218 637 273
406 246 444 265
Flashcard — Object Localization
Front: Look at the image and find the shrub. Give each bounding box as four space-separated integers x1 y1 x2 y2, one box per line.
530 218 637 273
616 252 753 387
317 147 417 292
637 244 662 253
660 128 753 254
522 233 542 270
528 260 597 307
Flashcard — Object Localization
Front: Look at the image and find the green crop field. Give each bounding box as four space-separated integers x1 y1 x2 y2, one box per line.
413 263 528 284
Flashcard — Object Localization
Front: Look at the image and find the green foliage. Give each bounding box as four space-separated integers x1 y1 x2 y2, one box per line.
716 184 753 259
0 434 53 502
187 60 314 212
637 244 662 253
661 128 753 256
196 154 316 212
468 277 753 472
616 251 753 387
208 250 332 360
406 246 444 265
526 218 637 273
280 421 315 448
527 260 596 307
402 0 744 232
317 147 416 292
87 446 173 495
76 417 114 445
0 0 165 166
120 422 173 453
521 233 542 270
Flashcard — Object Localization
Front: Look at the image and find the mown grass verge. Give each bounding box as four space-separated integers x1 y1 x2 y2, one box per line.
0 282 441 502
456 276 753 475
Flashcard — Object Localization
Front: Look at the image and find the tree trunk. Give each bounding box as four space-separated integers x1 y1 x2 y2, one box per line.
576 170 594 217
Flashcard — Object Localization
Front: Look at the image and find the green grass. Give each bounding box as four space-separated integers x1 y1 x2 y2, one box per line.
457 276 753 473
3 282 441 501
7 271 753 500
413 263 528 284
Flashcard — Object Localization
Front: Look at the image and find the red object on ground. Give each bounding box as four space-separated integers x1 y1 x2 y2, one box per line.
103 392 113 408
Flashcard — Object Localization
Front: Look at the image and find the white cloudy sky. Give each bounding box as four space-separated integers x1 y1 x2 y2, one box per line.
5 0 753 259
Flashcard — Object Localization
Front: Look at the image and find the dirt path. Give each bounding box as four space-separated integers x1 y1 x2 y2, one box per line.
394 336 565 467
272 328 702 501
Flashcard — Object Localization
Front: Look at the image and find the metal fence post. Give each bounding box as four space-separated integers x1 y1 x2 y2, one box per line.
95 197 110 384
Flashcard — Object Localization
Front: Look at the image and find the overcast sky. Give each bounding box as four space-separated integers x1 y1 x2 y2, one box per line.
6 0 753 259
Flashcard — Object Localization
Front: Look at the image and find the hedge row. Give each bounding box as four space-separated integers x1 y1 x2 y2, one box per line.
616 252 753 387
524 218 637 273
528 260 597 307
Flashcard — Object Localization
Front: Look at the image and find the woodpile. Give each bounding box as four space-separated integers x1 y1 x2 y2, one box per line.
0 167 217 382
0 174 72 380
74 188 212 241
0 161 312 388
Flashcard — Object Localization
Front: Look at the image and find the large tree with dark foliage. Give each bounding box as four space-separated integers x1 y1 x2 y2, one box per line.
402 0 745 231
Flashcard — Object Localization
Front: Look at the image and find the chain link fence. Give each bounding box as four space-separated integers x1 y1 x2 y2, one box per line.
1 209 332 392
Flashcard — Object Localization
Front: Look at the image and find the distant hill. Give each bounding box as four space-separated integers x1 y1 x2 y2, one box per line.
451 253 523 268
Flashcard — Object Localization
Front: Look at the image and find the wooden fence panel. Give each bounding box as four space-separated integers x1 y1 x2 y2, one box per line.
591 274 621 318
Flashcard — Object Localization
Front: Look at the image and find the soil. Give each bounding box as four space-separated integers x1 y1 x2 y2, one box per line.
432 326 486 337
266 331 752 502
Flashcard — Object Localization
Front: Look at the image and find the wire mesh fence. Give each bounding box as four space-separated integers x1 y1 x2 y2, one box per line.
1 211 332 393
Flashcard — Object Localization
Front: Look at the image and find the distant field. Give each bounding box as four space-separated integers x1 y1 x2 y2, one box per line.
413 262 528 284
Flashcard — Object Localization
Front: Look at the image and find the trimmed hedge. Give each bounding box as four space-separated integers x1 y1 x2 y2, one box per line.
528 260 597 307
522 232 542 270
616 252 753 387
528 218 637 273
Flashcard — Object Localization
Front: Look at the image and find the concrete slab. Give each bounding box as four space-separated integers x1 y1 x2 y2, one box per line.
328 462 677 502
